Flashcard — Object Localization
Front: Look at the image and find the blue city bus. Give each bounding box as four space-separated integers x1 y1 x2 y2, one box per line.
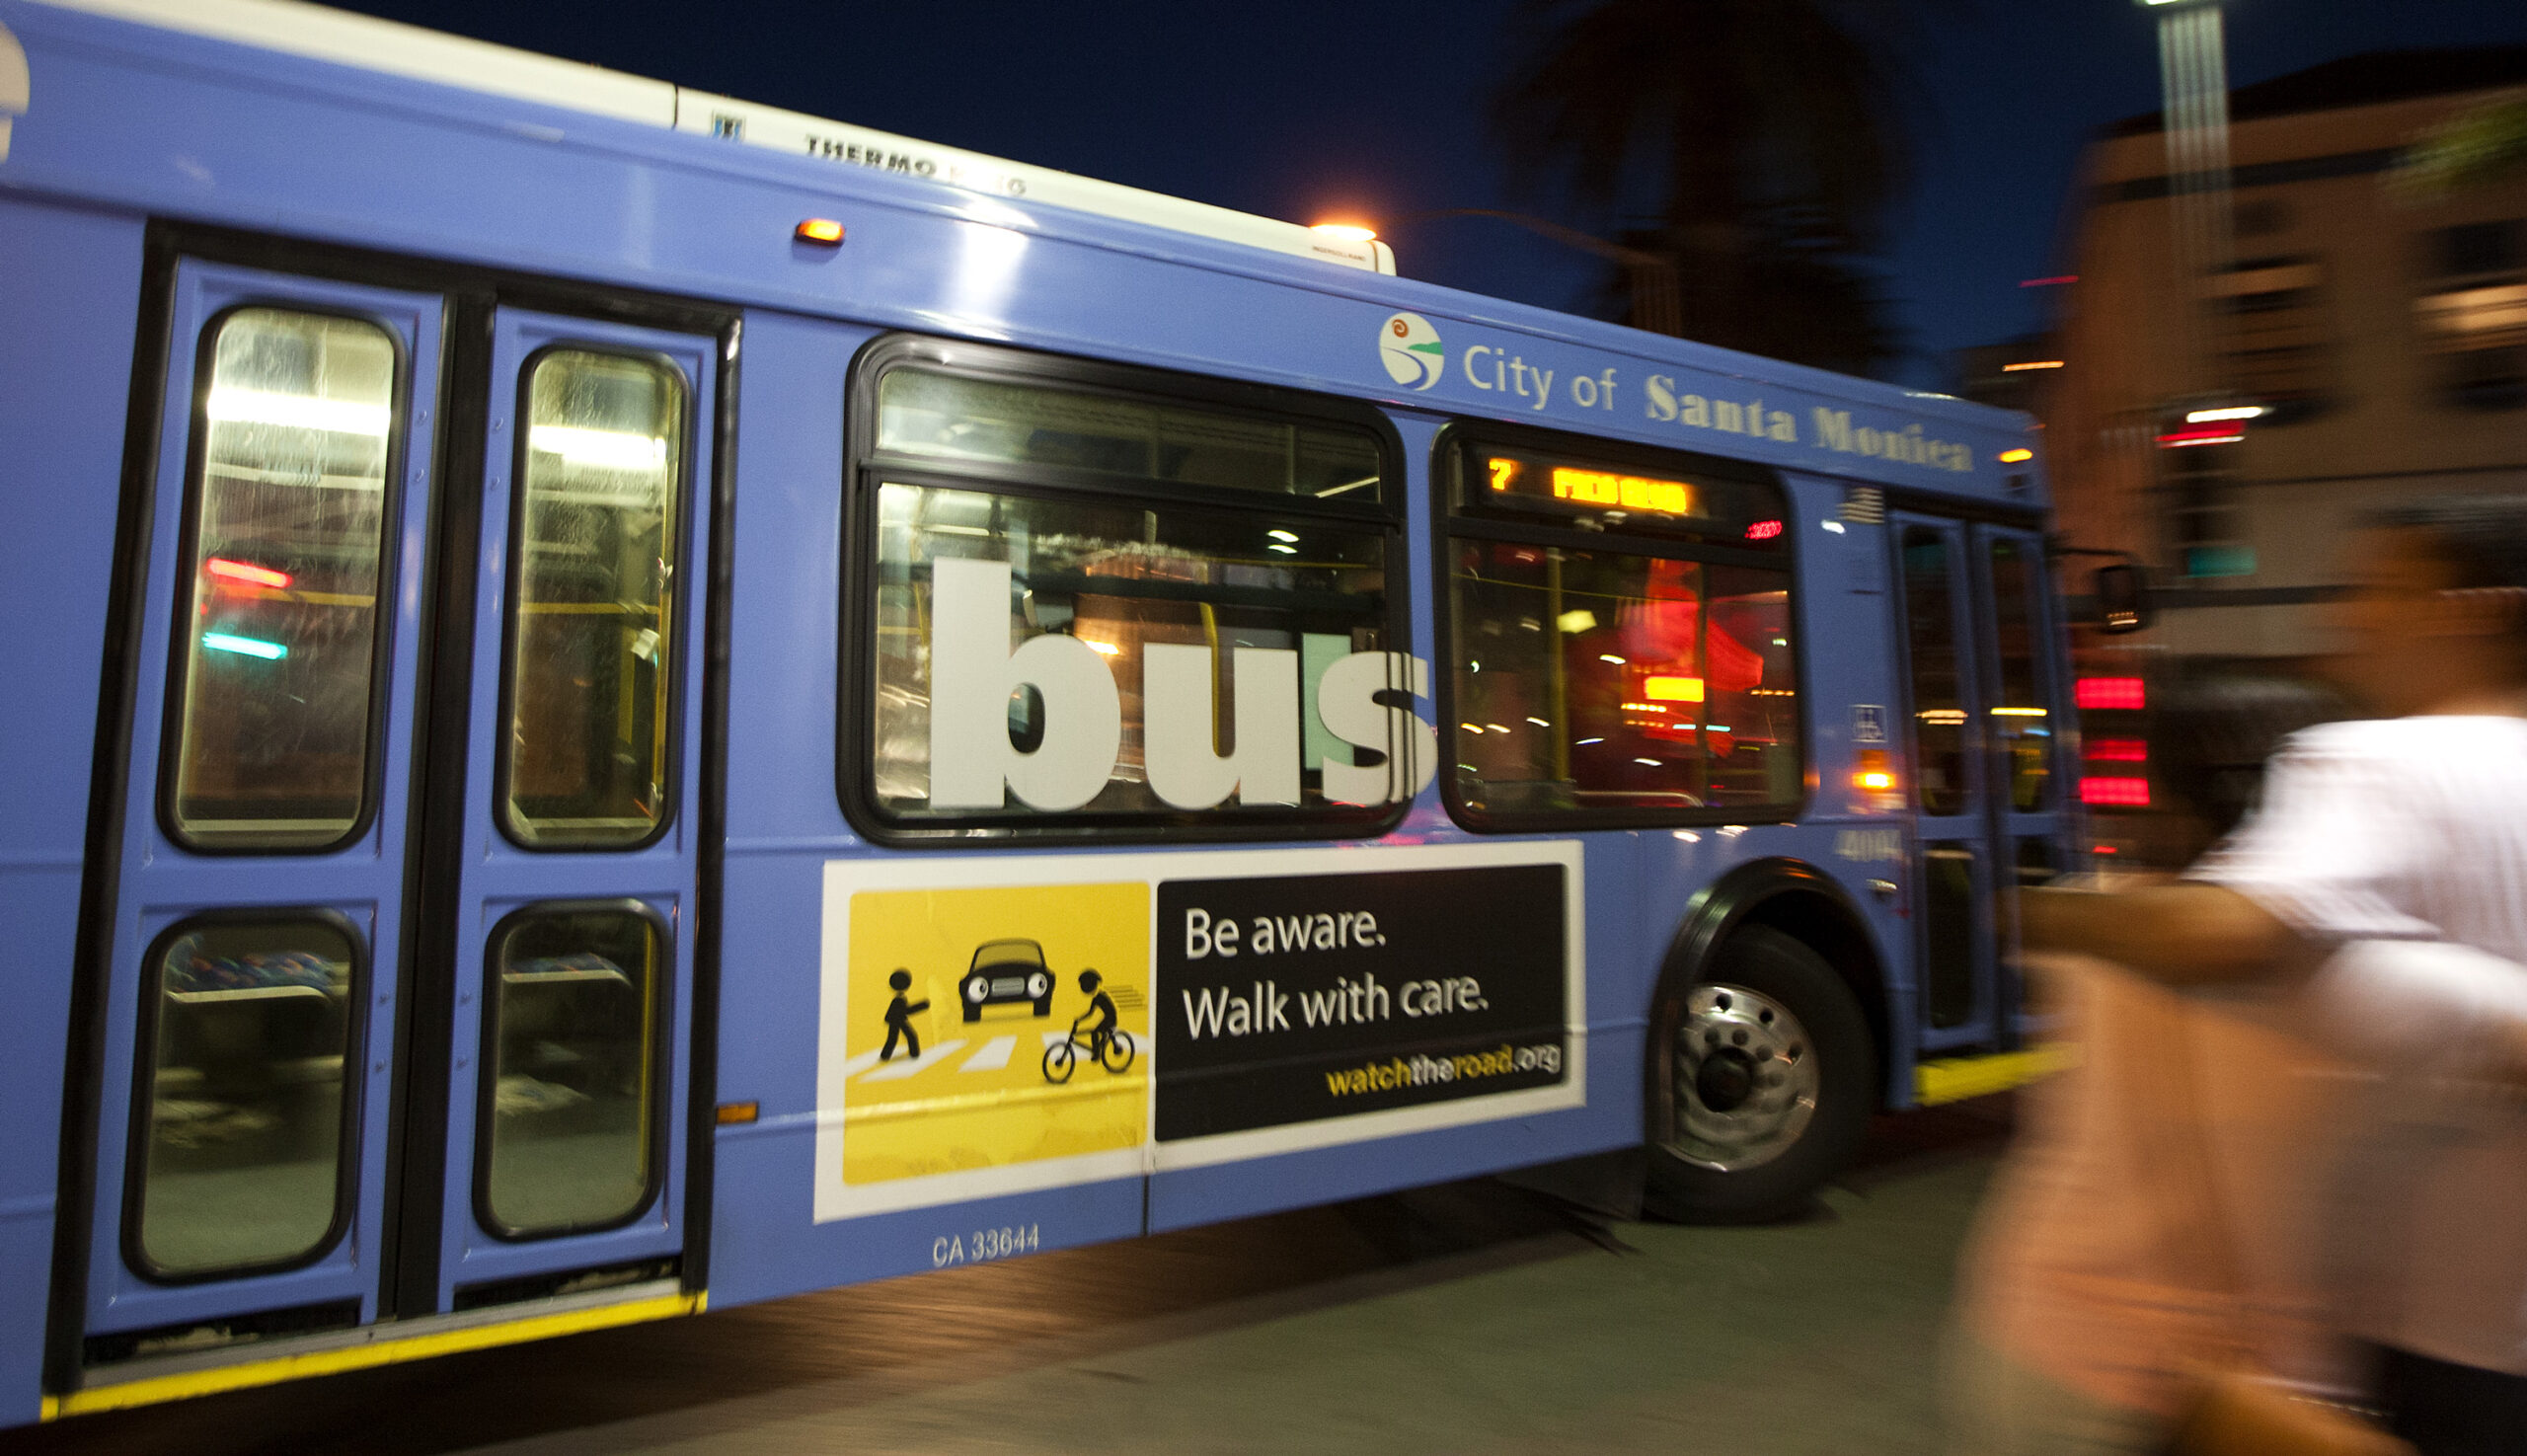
0 0 2069 1423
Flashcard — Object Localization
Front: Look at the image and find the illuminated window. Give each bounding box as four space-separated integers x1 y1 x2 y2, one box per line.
166 308 398 851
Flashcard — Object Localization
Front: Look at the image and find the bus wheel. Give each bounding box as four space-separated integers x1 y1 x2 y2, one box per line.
1645 926 1876 1224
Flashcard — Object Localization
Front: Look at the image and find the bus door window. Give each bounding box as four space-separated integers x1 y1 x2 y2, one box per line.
1895 522 1987 1035
1984 536 2054 818
1978 529 2068 1022
167 307 399 850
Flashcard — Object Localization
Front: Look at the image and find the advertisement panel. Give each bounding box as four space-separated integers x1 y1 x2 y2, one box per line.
814 841 1582 1221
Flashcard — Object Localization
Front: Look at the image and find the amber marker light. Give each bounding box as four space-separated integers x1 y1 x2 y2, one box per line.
1853 748 1895 793
716 1101 760 1125
794 218 846 246
1999 448 2034 464
1311 222 1378 243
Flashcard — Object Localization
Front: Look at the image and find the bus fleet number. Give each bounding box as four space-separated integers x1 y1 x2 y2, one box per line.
933 1224 1039 1266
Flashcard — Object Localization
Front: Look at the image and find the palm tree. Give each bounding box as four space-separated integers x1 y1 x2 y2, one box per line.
2400 90 2527 194
1493 0 1960 376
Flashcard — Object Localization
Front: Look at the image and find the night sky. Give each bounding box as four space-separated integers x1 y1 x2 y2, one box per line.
329 0 2527 388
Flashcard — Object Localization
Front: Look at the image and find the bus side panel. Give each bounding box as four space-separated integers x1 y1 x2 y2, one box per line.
1782 475 1920 1104
705 310 1150 1306
0 198 145 1422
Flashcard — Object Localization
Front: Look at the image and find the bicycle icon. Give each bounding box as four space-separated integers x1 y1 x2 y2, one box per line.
1042 1023 1136 1083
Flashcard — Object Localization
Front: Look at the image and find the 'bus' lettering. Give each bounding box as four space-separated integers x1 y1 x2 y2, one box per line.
925 561 1433 811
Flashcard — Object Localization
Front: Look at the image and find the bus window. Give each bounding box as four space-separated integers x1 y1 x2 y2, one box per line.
1442 435 1799 826
1449 545 1799 817
857 356 1397 832
1986 537 2052 811
1900 528 1967 814
166 308 398 851
877 369 1382 502
501 349 687 849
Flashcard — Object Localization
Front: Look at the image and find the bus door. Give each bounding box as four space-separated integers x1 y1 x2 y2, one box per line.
1970 525 2069 1039
1888 513 2067 1052
77 261 716 1362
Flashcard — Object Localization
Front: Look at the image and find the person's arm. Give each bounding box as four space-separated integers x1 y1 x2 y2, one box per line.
2021 881 2311 985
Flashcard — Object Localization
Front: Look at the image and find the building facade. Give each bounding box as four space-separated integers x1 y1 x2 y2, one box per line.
2040 48 2527 663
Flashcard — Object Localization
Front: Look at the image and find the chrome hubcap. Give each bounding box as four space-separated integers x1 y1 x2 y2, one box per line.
1667 982 1818 1173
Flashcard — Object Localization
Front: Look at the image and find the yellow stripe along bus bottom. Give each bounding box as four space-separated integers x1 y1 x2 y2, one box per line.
44 1290 705 1419
1912 1043 2076 1107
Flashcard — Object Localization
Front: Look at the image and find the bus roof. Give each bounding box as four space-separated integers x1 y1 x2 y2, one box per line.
25 0 1398 276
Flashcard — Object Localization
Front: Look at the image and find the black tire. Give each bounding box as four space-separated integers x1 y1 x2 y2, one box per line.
1644 925 1876 1224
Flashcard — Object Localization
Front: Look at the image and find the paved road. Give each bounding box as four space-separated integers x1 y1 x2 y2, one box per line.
6 1101 2013 1456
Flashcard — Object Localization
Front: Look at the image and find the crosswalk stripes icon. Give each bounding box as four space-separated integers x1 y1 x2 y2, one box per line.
1378 312 1443 391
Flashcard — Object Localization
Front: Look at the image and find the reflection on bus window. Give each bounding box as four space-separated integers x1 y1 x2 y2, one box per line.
503 349 686 848
1987 538 2052 810
869 482 1391 823
1448 542 1800 816
168 309 396 850
133 917 356 1276
1902 528 1968 814
481 906 661 1236
878 369 1383 502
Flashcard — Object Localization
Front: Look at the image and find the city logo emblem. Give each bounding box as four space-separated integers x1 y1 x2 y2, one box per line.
1377 312 1443 391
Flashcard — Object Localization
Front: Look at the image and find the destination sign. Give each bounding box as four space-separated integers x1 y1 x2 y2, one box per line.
1473 447 1784 546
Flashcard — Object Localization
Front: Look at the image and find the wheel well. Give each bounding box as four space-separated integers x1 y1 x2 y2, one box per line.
1731 891 1890 1110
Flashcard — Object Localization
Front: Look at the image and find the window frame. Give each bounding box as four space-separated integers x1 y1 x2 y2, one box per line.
839 334 1413 848
121 906 369 1284
471 897 674 1242
1432 420 1809 834
154 301 413 857
491 341 699 854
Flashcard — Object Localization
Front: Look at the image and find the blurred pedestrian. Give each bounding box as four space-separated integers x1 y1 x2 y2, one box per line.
2022 496 2527 1455
1944 669 2350 1456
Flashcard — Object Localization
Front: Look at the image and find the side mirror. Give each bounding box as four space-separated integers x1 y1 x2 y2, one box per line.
2092 563 2152 635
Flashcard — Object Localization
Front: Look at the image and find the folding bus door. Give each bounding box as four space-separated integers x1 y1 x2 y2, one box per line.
1887 513 2002 1052
77 262 717 1368
411 307 715 1315
1967 525 2069 1040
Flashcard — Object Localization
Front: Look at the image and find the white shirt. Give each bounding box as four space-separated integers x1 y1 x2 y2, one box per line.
2190 715 2527 1375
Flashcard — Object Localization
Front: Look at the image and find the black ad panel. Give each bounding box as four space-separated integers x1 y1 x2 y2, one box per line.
1155 864 1568 1141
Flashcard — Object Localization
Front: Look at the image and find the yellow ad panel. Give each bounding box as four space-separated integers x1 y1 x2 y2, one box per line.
840 881 1150 1185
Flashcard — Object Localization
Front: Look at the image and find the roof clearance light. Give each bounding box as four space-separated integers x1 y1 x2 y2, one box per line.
2081 776 2151 806
2185 406 2266 423
2001 360 2065 372
1312 222 1378 243
1999 448 2035 464
201 631 287 660
794 218 846 246
1643 675 1706 703
1744 519 1785 541
2076 676 2146 711
205 558 293 590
